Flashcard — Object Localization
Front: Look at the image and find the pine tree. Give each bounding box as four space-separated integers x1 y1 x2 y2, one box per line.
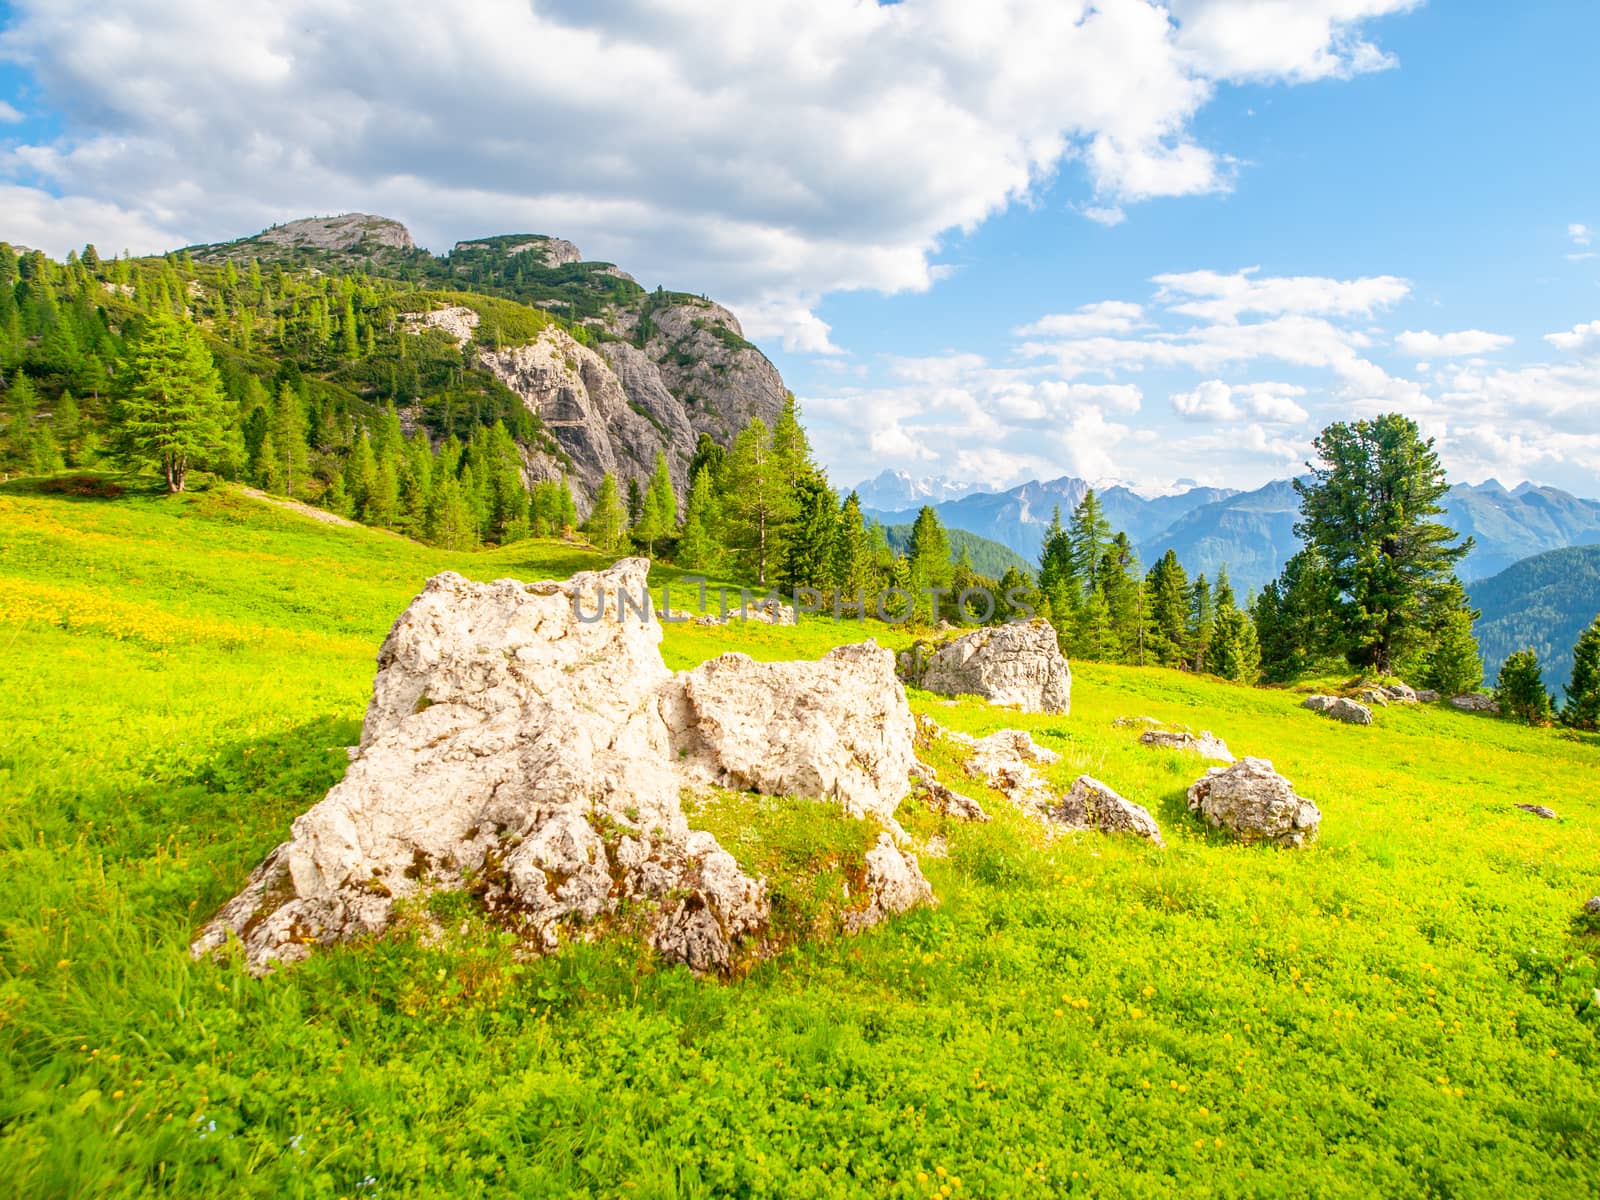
584 472 627 555
425 474 477 550
1294 414 1471 673
1562 614 1600 730
1143 550 1190 668
2 370 39 475
676 466 724 571
1187 575 1215 673
1073 587 1118 660
626 476 645 530
266 383 309 496
906 505 953 593
1210 572 1260 683
778 471 838 590
635 451 677 555
723 417 785 584
1095 532 1141 662
1420 596 1484 698
343 431 376 519
1495 649 1552 724
831 491 877 597
1069 489 1112 596
51 390 90 466
114 312 226 492
1255 549 1340 682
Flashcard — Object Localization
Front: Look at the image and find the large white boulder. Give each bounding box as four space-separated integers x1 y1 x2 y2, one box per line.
194 560 928 973
910 620 1071 714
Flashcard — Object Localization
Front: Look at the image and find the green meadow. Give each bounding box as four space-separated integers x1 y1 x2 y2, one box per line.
1 478 1597 1197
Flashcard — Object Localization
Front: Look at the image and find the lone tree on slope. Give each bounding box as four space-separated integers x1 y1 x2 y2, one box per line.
116 312 226 493
1293 414 1472 675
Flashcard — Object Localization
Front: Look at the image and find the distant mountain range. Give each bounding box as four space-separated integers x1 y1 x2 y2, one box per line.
859 474 1600 595
1470 544 1600 696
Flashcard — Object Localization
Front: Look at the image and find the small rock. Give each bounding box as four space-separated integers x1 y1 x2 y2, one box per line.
1515 803 1559 820
1358 689 1390 708
1302 695 1373 725
1415 689 1441 704
844 833 935 933
1450 694 1500 713
909 761 990 822
1186 757 1321 848
1382 683 1419 703
1050 775 1165 846
909 620 1071 714
1139 728 1234 761
922 834 949 859
1584 897 1600 915
1113 716 1165 728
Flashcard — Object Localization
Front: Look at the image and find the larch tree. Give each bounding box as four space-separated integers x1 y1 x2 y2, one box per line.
1562 614 1600 730
115 312 227 492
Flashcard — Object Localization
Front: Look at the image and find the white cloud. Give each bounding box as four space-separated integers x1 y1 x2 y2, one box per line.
1170 0 1419 83
0 100 24 124
1570 222 1592 247
1152 266 1410 322
0 0 1416 350
1015 301 1146 338
0 184 179 254
1394 329 1512 357
1171 379 1308 422
1544 320 1600 356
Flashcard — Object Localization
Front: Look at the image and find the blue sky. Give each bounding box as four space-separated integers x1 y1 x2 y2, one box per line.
3 1 1597 494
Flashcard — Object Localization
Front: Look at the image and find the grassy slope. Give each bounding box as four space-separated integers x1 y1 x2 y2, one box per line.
1 482 1597 1198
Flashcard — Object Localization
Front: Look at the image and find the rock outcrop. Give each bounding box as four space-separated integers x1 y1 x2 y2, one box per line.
1450 694 1500 713
191 216 789 514
194 560 928 973
1415 689 1441 704
905 621 1071 714
1186 757 1321 848
909 762 990 822
844 834 936 933
1138 728 1234 762
1302 695 1374 725
1050 776 1165 846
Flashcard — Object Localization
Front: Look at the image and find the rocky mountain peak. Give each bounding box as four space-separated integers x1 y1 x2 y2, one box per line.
254 213 415 252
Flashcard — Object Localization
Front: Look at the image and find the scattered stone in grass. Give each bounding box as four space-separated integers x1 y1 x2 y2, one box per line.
1113 716 1164 728
1303 695 1373 726
1584 896 1600 914
1139 728 1235 761
1515 804 1559 820
1186 757 1321 848
909 760 990 822
1050 775 1165 847
1450 694 1500 713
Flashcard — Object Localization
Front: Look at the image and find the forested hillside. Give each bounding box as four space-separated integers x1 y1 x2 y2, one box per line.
1472 543 1600 694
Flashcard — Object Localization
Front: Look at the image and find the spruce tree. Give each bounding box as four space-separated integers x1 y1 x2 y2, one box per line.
2 370 39 475
627 476 645 530
114 312 226 492
1210 572 1261 683
1562 614 1600 730
1495 649 1552 724
1095 532 1141 662
778 471 839 591
1073 587 1117 660
1143 550 1190 668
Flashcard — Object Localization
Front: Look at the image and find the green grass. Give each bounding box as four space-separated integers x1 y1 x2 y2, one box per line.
1 480 1597 1197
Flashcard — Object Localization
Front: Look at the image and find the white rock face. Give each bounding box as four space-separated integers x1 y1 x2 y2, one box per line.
1302 695 1374 725
1051 776 1165 846
910 620 1071 714
399 305 480 347
667 644 914 822
1186 757 1321 848
194 560 927 972
1138 728 1234 762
